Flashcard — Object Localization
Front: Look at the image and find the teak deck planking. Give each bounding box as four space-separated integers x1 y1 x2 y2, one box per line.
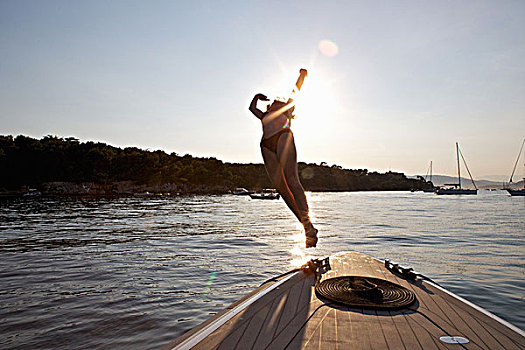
164 252 525 350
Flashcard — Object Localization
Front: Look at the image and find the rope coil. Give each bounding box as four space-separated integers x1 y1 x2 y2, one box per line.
315 276 416 310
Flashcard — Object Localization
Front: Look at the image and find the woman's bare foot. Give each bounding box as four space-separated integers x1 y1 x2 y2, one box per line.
305 227 318 248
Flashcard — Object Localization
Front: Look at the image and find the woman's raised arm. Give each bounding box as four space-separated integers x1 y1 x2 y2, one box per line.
249 93 269 119
294 69 308 92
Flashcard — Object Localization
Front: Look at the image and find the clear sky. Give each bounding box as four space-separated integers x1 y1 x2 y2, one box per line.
1 1 524 180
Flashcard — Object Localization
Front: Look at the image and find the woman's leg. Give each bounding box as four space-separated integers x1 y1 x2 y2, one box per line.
276 133 311 225
261 146 303 222
277 133 318 247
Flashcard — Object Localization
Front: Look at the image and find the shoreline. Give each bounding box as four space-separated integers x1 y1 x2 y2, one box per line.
1 180 434 199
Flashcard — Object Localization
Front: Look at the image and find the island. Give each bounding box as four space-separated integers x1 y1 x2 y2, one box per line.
0 135 433 197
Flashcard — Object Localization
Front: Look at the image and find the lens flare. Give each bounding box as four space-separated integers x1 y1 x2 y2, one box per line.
202 271 217 299
301 167 314 180
318 40 339 57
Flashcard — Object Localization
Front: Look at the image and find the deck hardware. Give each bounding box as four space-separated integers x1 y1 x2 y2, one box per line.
385 260 417 280
385 259 442 286
439 336 469 344
301 257 331 275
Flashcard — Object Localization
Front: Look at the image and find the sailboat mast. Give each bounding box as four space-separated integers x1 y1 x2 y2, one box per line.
509 138 525 183
430 161 432 182
456 142 461 189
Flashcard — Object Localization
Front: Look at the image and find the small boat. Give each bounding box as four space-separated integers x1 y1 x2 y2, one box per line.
436 143 478 195
436 187 477 195
232 188 253 196
22 189 41 197
505 138 525 196
134 191 153 197
164 251 525 349
249 189 280 200
507 187 525 196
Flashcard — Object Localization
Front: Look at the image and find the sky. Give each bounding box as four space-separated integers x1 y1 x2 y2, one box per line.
1 1 524 180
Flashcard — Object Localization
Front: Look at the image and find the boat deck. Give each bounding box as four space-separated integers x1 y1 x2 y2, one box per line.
164 252 525 349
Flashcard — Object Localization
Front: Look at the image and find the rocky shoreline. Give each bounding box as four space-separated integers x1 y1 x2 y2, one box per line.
0 181 231 198
0 180 431 198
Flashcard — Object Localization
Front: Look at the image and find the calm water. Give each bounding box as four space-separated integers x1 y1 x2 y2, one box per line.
0 191 523 349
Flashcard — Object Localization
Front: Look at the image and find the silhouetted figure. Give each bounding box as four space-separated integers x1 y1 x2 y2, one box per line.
249 69 318 248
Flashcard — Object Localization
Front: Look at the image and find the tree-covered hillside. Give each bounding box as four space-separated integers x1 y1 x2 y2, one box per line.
0 135 432 194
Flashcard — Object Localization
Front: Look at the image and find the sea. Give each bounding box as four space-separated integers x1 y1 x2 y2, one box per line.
0 191 523 349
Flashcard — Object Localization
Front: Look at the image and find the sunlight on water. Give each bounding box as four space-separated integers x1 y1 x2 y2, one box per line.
289 244 311 268
289 231 304 243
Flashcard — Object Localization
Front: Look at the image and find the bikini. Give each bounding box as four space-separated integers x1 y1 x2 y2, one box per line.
260 129 292 153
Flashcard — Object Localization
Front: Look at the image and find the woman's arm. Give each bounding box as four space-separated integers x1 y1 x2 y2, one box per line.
288 68 308 106
285 69 308 114
249 93 269 119
294 68 308 92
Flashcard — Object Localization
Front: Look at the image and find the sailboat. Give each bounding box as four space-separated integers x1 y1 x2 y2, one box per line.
506 138 525 196
422 161 436 192
436 143 478 195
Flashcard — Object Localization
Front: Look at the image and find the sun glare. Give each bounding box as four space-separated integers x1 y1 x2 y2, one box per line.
289 241 314 268
292 71 338 133
264 67 340 144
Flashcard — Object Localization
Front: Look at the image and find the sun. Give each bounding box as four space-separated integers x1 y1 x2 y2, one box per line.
293 73 336 116
263 67 339 140
291 71 338 135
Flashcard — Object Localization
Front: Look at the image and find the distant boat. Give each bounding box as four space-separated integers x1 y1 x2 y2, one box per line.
22 189 41 197
422 161 436 192
135 191 153 197
436 143 478 195
507 186 525 196
249 189 280 200
232 188 253 195
422 188 436 193
506 138 525 196
436 187 477 195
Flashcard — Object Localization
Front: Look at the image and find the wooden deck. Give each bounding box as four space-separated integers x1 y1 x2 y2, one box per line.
164 252 525 350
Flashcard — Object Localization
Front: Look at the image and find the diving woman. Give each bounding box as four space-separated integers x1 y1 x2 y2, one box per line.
249 68 318 248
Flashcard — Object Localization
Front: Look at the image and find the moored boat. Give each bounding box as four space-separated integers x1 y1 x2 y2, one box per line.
507 187 525 196
249 189 280 200
232 188 253 195
22 189 42 197
436 142 478 195
436 188 477 195
505 138 525 196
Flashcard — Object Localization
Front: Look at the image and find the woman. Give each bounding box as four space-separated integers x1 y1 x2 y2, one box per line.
249 68 318 248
